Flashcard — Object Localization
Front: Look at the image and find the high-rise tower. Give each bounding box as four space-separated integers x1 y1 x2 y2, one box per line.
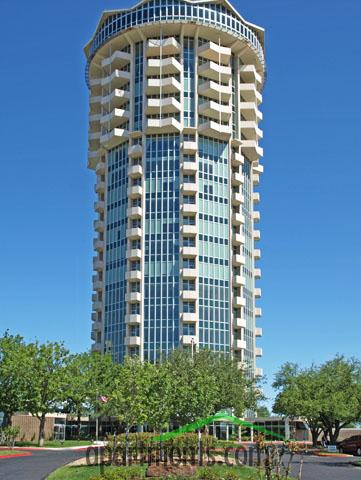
85 0 265 377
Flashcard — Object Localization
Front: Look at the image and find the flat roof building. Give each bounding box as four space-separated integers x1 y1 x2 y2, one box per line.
85 0 265 376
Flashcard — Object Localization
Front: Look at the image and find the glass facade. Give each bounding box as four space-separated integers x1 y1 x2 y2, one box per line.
241 157 254 372
183 37 195 127
144 134 180 362
104 144 129 362
198 136 231 353
134 42 143 131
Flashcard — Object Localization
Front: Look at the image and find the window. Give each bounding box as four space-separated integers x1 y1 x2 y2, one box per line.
183 237 195 247
183 302 196 313
183 175 195 183
183 258 195 269
183 324 195 336
183 195 195 204
130 282 141 293
130 303 140 314
183 215 196 225
131 261 141 271
183 279 195 290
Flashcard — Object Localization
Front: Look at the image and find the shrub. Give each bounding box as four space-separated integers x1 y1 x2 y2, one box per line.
90 465 146 480
194 467 219 480
0 426 21 447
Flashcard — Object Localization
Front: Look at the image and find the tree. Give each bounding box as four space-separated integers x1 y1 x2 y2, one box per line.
317 356 361 444
24 341 69 446
63 352 117 439
106 356 151 463
273 357 361 446
0 332 32 427
256 405 271 418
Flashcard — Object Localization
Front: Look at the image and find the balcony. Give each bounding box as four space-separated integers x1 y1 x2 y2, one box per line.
146 117 181 134
101 50 131 69
198 80 232 102
253 230 261 241
93 258 104 271
127 206 142 218
255 287 262 298
255 327 263 337
101 108 130 127
253 163 264 175
91 319 102 332
125 336 141 347
198 60 231 83
198 100 232 122
232 191 244 206
125 314 141 325
181 335 197 345
95 162 105 175
234 317 246 329
146 77 181 95
232 254 245 266
100 128 129 149
240 121 263 141
255 347 263 357
233 296 246 308
239 84 262 105
95 180 105 194
93 239 104 251
101 88 130 107
126 227 142 239
126 270 142 281
181 246 197 257
232 233 245 245
181 203 197 215
231 172 244 186
253 192 260 204
234 338 247 351
182 141 197 154
147 57 182 75
91 342 102 353
197 41 231 64
101 69 131 88
128 164 143 178
241 140 263 162
181 225 197 236
126 249 142 260
88 150 99 169
254 268 262 279
181 290 197 301
182 268 197 279
128 185 143 198
89 112 101 124
233 275 246 287
231 151 244 167
125 292 141 303
182 161 197 174
94 200 105 213
147 37 180 56
255 307 262 317
239 102 263 122
239 65 262 86
254 249 261 260
255 367 263 377
94 220 104 232
128 144 143 158
89 131 101 149
198 120 231 141
182 312 197 323
253 173 260 186
146 97 181 115
232 212 245 225
253 211 260 222
93 279 103 291
93 301 102 312
181 183 197 194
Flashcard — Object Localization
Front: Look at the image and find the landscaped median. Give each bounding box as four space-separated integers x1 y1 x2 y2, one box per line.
46 463 288 480
0 449 32 459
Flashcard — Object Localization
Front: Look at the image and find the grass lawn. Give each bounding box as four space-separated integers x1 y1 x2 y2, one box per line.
0 450 31 456
16 440 92 448
47 463 287 479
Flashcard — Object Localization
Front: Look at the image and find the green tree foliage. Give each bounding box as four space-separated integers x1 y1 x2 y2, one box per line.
0 332 32 427
273 356 361 445
24 341 69 446
63 352 117 439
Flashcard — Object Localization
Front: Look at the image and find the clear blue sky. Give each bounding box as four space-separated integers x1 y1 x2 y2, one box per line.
0 0 360 408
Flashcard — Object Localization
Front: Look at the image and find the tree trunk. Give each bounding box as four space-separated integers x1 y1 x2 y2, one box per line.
2 412 12 428
329 427 341 445
197 429 202 466
38 414 46 447
311 428 319 447
77 412 81 441
125 426 130 466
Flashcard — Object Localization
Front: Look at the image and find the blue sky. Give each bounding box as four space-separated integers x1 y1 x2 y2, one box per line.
0 0 360 408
